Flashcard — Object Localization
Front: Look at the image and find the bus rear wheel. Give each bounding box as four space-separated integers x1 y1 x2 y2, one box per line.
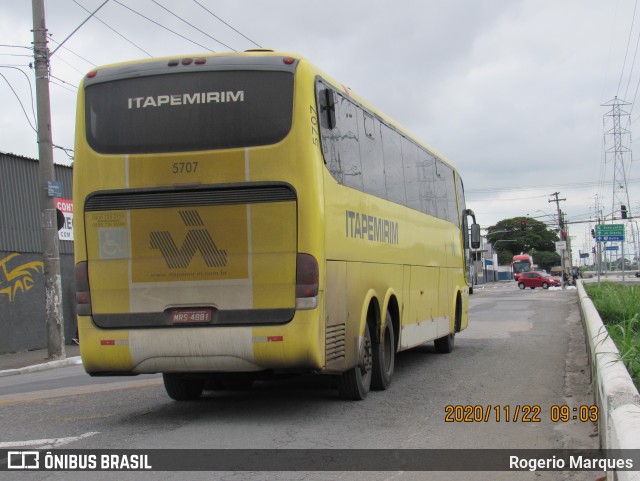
372 312 395 390
163 373 204 401
337 323 373 400
434 333 455 353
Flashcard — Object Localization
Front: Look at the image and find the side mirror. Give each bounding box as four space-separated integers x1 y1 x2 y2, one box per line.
470 223 481 249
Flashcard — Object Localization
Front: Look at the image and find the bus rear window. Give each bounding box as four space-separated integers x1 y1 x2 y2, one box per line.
85 70 294 154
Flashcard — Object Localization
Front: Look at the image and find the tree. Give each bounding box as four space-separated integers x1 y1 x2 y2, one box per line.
531 250 561 272
486 216 560 269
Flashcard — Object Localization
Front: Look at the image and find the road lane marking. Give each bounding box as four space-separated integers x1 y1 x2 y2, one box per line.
0 431 99 449
0 377 163 407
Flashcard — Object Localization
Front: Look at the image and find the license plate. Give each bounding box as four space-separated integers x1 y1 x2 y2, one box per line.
171 309 212 324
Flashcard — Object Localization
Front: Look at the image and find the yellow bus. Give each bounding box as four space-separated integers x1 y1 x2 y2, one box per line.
73 50 480 401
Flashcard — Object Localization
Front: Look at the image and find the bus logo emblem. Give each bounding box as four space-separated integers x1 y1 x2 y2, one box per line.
150 210 228 269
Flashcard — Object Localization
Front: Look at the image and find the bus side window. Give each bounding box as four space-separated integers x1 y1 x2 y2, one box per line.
359 111 386 199
318 88 336 130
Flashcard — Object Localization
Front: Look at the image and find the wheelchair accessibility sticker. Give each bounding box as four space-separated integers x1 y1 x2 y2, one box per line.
99 228 128 259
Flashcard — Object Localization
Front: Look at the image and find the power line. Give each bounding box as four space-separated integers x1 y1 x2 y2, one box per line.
50 75 78 93
0 44 31 50
192 0 261 48
0 65 36 125
47 33 97 67
151 0 235 51
53 144 74 160
50 0 110 57
466 177 640 195
113 0 214 52
51 53 87 77
0 71 37 133
617 0 638 97
71 0 152 58
624 10 640 101
0 53 32 58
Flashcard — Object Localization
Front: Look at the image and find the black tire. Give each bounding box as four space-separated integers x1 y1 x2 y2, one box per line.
542 282 549 289
163 373 204 401
372 312 395 390
337 323 373 400
518 283 525 290
434 332 455 354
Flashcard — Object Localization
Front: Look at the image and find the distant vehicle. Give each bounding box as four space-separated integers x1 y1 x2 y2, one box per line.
512 254 534 281
518 271 560 290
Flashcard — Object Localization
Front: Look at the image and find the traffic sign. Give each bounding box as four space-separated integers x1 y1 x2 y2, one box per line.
595 224 625 242
605 246 619 251
596 235 624 242
596 224 625 235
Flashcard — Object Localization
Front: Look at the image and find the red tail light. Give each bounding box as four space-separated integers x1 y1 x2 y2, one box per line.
296 254 318 309
75 261 92 316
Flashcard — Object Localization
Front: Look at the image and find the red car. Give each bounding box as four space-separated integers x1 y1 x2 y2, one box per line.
517 271 560 290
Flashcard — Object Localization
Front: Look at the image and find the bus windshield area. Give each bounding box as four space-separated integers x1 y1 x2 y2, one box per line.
512 261 532 273
85 70 294 154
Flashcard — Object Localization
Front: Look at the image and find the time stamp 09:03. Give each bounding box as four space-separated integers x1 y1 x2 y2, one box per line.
444 405 599 423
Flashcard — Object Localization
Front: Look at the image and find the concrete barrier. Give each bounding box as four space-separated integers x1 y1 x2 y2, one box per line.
577 280 640 481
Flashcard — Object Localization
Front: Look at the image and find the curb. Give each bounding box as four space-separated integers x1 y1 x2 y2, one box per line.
0 356 82 378
576 280 640 480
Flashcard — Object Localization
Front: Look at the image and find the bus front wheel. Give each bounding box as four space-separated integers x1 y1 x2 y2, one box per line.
337 323 373 400
163 373 204 401
372 312 395 390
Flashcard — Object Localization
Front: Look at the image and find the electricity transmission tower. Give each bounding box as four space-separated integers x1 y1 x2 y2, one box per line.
601 96 638 271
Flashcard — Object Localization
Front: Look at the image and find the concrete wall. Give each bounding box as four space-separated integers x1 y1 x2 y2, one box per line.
0 251 76 353
577 281 640 480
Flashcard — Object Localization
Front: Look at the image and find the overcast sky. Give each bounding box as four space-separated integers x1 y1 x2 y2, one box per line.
1 0 639 263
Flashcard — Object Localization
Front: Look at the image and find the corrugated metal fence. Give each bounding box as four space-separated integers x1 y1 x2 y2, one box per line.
0 152 73 254
0 152 76 352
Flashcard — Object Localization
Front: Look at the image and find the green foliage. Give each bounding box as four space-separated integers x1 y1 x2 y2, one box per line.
584 282 640 388
531 251 561 272
487 216 560 271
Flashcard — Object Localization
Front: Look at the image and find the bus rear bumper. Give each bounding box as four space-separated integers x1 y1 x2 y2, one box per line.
78 313 324 375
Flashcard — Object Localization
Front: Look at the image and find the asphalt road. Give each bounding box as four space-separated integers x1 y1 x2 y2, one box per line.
0 283 598 481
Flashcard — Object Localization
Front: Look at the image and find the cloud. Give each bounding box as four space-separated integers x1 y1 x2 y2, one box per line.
1 0 638 263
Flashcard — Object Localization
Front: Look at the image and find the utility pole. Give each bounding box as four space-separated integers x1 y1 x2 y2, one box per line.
549 192 568 289
32 0 65 360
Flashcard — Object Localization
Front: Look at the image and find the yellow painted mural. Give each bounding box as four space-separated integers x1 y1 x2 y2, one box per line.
0 253 44 302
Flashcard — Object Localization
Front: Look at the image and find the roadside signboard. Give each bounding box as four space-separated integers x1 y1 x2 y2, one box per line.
595 224 625 242
605 245 619 251
555 241 566 252
55 198 74 241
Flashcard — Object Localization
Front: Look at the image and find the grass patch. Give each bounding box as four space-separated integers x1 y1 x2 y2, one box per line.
584 282 640 388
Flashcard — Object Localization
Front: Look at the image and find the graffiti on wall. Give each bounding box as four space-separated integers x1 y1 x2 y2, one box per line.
0 253 44 302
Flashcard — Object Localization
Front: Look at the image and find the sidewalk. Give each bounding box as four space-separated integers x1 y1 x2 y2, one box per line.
0 344 81 377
